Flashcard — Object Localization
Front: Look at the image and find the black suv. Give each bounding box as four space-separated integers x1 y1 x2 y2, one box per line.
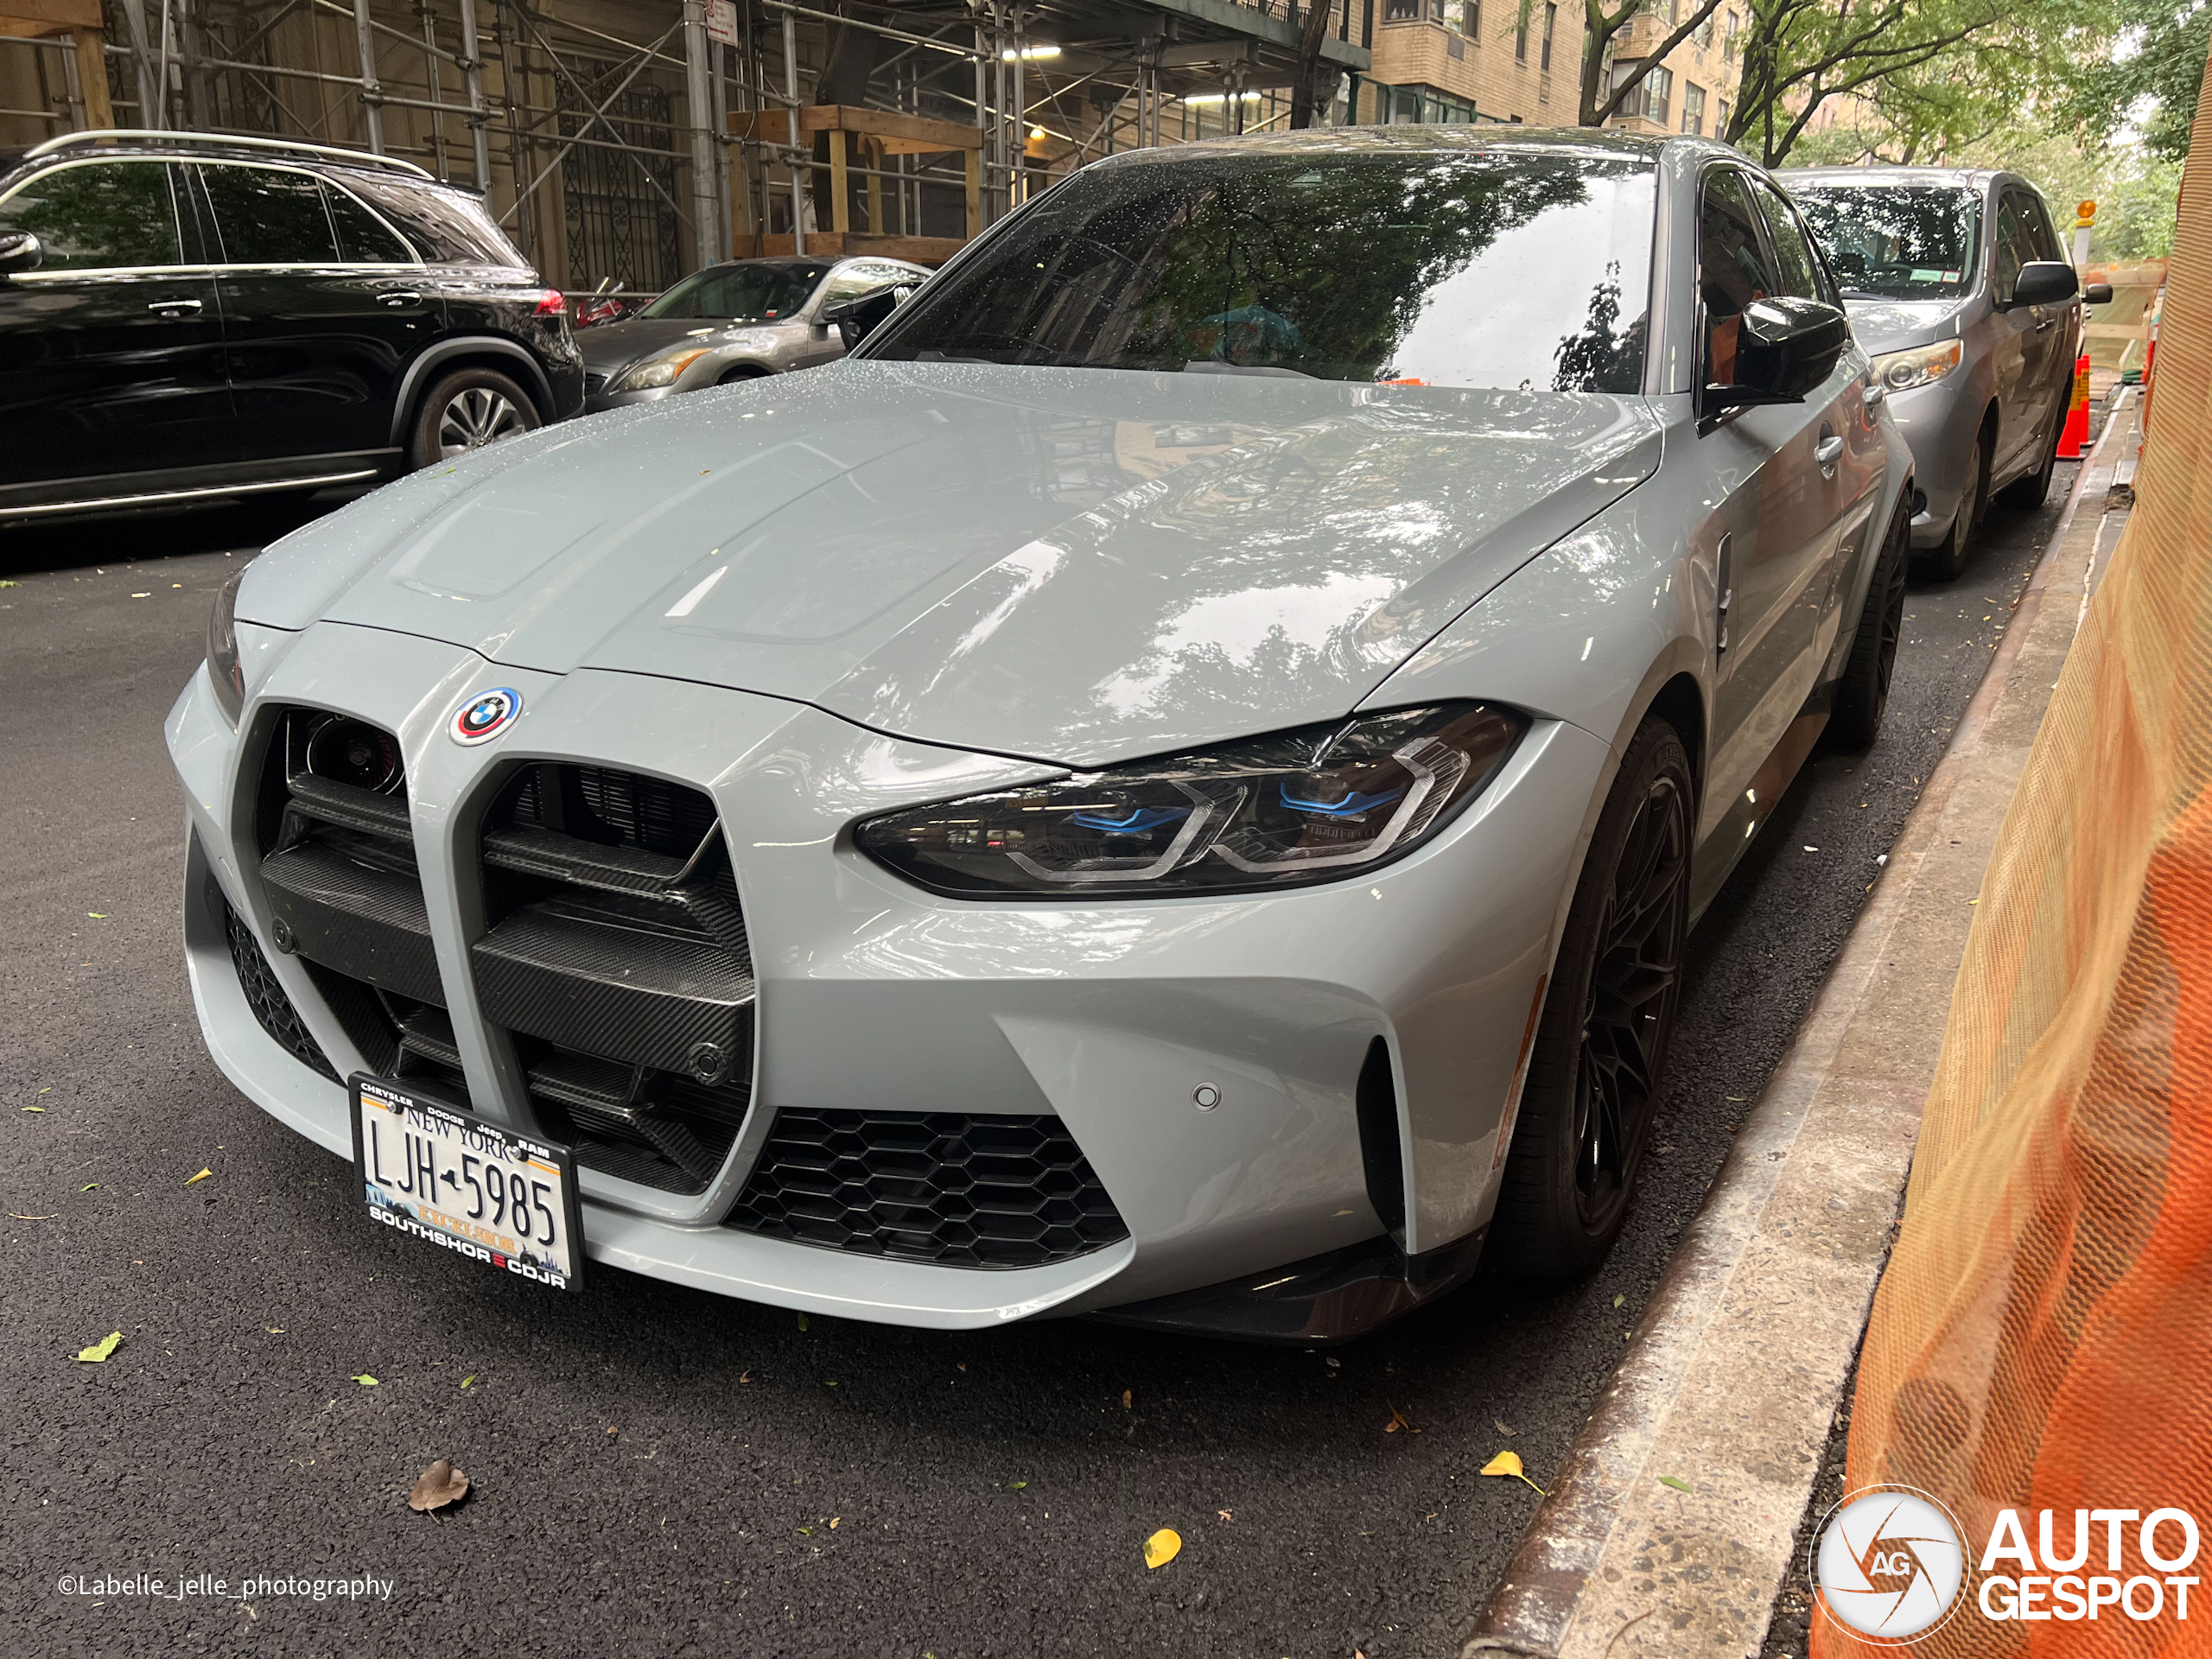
0 130 584 522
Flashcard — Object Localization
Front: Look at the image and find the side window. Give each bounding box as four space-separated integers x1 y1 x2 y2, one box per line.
1748 176 1821 300
199 165 340 265
0 161 183 271
1992 194 2031 304
2024 193 2066 263
324 184 416 264
1699 169 1777 387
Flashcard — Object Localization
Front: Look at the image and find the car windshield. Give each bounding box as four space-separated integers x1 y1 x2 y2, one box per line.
1790 185 1980 301
865 145 1657 392
639 263 829 321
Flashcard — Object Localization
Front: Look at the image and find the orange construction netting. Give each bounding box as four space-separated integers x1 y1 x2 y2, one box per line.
1814 51 2212 1659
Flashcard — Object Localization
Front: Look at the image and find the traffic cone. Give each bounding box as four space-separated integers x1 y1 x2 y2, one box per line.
2056 352 2092 459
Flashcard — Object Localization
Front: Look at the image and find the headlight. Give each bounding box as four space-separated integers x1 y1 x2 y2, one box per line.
207 569 245 727
610 347 712 392
1871 339 1963 392
856 702 1527 899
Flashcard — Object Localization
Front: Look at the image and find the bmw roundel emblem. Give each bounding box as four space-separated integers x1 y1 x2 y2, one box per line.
451 687 523 746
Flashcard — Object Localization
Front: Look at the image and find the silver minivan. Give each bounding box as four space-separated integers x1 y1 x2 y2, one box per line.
1786 168 2107 580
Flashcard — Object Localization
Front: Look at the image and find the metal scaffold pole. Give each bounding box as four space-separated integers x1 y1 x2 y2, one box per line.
781 3 803 252
456 0 493 189
353 0 386 151
681 0 722 264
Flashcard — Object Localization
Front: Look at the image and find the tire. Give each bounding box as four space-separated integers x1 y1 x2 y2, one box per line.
405 366 541 470
1913 419 1987 583
1993 399 2062 512
1491 717 1694 1278
1826 500 1910 753
717 364 770 385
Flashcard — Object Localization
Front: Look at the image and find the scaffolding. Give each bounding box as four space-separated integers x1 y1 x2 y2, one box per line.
0 0 1374 291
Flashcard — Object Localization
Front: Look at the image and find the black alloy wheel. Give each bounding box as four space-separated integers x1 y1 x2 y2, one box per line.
1492 717 1694 1276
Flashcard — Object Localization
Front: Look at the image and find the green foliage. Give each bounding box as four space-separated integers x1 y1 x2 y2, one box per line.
2060 0 2211 162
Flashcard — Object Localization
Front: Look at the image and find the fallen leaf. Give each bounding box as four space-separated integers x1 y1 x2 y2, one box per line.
10 1213 57 1220
606 1425 618 1434
184 1168 212 1186
1492 1418 1516 1436
460 1375 475 1389
408 1459 469 1513
1009 1480 1027 1490
829 1516 840 1529
74 1332 123 1363
1658 1475 1694 1494
1143 1528 1182 1569
957 1362 967 1372
87 912 107 919
1384 1405 1419 1434
797 1312 809 1332
1481 1449 1548 1496
1611 1293 1625 1309
797 1526 812 1536
351 1374 378 1386
1217 1509 1234 1522
738 1370 751 1383
1122 1389 1133 1408
80 1183 98 1192
20 1105 43 1113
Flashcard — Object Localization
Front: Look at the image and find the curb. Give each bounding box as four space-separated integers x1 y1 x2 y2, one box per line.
1462 399 2138 1659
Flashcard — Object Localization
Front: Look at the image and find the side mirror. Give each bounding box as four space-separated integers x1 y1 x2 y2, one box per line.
0 231 41 276
2082 281 2114 306
2007 260 2079 309
1705 296 1850 417
823 283 914 353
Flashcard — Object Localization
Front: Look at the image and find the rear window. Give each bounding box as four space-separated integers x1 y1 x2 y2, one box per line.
345 174 530 270
1789 183 1980 302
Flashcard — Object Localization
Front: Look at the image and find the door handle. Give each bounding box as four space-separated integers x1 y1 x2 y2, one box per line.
1815 432 1845 474
2034 313 2056 331
147 297 202 316
379 291 423 308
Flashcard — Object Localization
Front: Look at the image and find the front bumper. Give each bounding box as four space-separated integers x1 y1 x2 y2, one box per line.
171 622 1604 1333
1883 374 1981 550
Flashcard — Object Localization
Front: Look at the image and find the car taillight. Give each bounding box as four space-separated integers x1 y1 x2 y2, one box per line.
533 289 568 317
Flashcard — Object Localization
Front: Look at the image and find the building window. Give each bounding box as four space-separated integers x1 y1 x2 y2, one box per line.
1723 10 1739 59
1462 0 1481 37
1516 12 1527 59
1682 81 1706 134
1541 3 1556 70
1694 9 1715 48
1384 0 1419 18
1643 65 1673 124
1716 97 1732 139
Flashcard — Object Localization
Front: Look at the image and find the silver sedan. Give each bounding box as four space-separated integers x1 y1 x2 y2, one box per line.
176 130 1910 1342
580 254 931 412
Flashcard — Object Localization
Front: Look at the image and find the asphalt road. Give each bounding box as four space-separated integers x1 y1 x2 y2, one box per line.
0 467 2073 1658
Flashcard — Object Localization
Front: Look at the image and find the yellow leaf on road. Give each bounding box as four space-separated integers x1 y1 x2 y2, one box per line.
74 1332 123 1363
1482 1449 1549 1497
1143 1528 1181 1569
185 1168 212 1186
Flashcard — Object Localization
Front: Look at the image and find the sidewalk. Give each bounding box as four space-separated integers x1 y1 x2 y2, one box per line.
1464 393 2140 1659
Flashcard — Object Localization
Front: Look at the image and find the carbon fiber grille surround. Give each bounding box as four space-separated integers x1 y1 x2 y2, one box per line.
225 894 339 1081
723 1110 1128 1269
474 765 753 1196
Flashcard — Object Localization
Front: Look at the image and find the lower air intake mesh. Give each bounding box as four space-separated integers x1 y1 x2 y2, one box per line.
723 1109 1128 1269
225 896 339 1082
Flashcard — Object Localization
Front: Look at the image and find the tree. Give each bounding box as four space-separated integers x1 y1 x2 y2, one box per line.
1721 0 2101 168
1569 0 1730 128
2062 0 2212 162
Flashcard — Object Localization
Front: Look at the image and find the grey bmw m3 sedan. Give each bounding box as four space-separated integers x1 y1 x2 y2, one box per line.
175 128 1910 1342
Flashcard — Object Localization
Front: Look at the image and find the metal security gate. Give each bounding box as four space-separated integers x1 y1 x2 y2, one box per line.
559 72 683 293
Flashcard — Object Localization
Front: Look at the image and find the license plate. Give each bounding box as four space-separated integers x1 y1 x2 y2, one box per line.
349 1074 582 1290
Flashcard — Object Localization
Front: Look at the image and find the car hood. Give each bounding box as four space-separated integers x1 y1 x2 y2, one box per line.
578 317 740 372
244 360 1663 768
1842 296 1968 355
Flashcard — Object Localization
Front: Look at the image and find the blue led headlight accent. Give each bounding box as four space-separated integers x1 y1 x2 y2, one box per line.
1279 782 1406 817
1069 804 1192 834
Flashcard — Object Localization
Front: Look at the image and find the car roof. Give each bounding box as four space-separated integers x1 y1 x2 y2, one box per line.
1783 165 2005 193
1090 123 1697 165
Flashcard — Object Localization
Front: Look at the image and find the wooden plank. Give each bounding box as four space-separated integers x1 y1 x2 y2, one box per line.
73 26 111 126
829 127 849 234
0 0 98 28
864 137 882 236
810 104 982 152
963 148 981 239
727 108 792 145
